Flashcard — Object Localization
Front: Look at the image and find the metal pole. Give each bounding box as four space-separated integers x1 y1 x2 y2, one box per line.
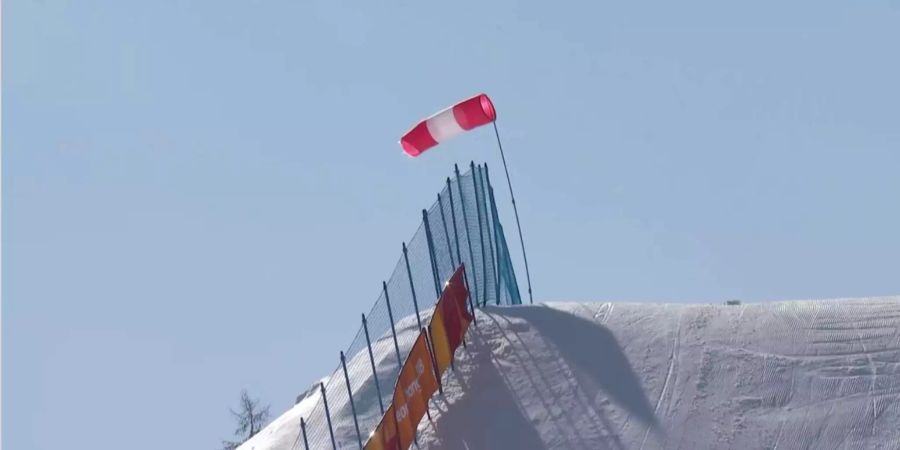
383 281 403 368
340 351 364 449
447 177 476 324
483 166 501 289
437 192 456 268
488 185 506 304
401 242 422 330
320 382 337 450
362 314 385 415
454 164 481 311
485 167 505 305
422 209 442 299
446 177 463 268
416 329 435 423
477 165 498 303
491 121 534 304
461 268 477 325
470 162 489 307
424 327 444 396
300 418 311 450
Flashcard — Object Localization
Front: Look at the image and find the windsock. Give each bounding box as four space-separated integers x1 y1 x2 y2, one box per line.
400 94 496 157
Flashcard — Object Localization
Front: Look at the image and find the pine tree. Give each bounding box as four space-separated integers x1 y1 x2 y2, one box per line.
222 389 270 450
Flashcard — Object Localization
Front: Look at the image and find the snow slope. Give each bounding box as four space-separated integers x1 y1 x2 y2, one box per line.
241 297 900 449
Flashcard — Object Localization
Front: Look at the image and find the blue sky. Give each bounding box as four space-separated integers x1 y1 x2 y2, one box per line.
4 1 899 449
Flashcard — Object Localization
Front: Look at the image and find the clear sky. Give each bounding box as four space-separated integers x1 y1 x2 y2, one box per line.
4 1 899 449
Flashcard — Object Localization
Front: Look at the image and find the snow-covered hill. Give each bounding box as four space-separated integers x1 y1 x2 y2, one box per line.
241 297 900 449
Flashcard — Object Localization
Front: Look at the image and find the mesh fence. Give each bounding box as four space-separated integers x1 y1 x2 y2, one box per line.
294 163 521 450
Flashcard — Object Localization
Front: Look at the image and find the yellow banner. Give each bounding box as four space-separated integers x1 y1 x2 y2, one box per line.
427 265 472 378
430 308 452 375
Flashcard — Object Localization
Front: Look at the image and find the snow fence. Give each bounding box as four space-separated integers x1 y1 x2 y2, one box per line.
296 162 521 450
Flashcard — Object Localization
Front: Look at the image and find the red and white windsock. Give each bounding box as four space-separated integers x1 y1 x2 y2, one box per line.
400 94 497 157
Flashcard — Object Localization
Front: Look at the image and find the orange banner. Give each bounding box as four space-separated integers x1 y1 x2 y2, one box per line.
364 331 439 450
429 265 473 375
393 332 439 448
364 405 399 450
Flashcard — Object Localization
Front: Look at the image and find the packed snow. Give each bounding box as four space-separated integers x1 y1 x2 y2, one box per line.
240 296 900 449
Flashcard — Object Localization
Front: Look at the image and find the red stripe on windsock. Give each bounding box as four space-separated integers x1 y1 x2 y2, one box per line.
400 121 438 157
452 94 496 130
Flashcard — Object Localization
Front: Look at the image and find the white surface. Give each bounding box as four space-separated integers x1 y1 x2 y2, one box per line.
242 297 900 449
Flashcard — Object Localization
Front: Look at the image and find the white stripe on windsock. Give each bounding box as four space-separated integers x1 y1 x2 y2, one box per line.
425 108 465 143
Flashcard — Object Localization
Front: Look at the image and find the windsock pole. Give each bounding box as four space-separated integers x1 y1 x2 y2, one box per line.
399 93 534 303
491 121 534 304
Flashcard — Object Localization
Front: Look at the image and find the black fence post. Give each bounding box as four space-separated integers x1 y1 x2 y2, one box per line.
340 351 364 449
447 176 476 325
446 178 463 268
424 327 443 401
437 192 456 268
487 184 503 305
383 281 403 369
402 242 422 330
300 418 310 450
455 164 481 315
483 166 501 281
422 209 442 299
470 162 489 307
362 313 385 415
483 165 504 304
320 382 337 450
417 328 436 423
477 165 498 304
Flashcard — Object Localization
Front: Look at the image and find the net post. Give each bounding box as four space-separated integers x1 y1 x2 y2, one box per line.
422 209 442 299
300 418 311 450
320 382 337 450
362 313 385 415
477 164 498 304
437 192 456 268
454 164 480 317
424 327 444 397
470 162 489 308
401 242 423 330
445 177 463 268
383 281 403 369
340 351 364 449
418 329 436 423
446 177 476 324
488 186 504 304
484 165 504 305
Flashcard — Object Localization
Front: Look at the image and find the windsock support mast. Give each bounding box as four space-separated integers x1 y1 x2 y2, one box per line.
491 121 533 304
